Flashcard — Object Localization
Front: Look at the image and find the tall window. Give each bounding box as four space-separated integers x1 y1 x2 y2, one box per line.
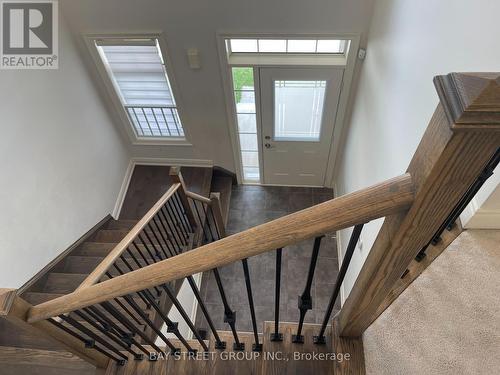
96 39 185 138
232 67 260 182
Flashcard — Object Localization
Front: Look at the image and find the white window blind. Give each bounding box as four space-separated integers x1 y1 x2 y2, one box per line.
96 39 185 138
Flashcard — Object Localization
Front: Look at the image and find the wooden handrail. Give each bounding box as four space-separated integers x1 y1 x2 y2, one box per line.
76 183 181 290
209 192 227 237
186 190 212 204
27 173 415 323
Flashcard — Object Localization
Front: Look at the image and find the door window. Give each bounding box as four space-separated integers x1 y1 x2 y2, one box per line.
274 80 326 141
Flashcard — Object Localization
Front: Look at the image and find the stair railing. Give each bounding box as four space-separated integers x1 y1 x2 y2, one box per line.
2 72 498 374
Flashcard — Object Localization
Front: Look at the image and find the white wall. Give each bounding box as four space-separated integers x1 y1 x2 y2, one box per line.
336 0 500 301
60 0 374 171
0 16 130 288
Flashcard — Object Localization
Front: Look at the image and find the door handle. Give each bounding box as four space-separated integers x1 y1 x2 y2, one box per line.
265 143 271 149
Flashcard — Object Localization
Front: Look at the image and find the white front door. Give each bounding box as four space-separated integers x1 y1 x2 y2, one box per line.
259 67 343 186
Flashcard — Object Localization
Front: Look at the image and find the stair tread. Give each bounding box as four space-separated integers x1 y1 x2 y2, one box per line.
0 345 95 375
56 255 157 274
42 273 88 294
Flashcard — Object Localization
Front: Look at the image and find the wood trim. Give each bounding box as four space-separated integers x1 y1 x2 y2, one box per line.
434 72 500 128
339 73 500 337
76 183 181 290
373 220 463 319
169 167 198 229
0 289 108 368
209 193 227 238
186 190 212 204
332 317 365 375
27 173 415 323
17 215 112 296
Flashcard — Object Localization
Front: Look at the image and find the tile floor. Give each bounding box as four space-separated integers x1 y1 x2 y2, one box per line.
195 185 341 333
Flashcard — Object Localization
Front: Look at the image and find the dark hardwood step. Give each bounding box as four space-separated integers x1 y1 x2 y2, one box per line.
105 219 138 230
0 345 95 375
22 292 66 305
55 255 156 274
42 273 87 294
91 228 187 245
119 165 213 220
90 229 130 243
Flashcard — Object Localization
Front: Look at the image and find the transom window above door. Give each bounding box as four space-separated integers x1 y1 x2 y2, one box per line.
92 37 186 141
227 38 348 54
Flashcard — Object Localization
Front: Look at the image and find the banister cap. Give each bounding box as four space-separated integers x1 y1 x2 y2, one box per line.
434 72 500 130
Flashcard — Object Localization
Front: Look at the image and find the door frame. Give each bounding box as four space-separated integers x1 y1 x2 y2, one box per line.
216 32 361 187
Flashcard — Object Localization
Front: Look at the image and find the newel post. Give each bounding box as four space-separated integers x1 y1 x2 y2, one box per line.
209 192 228 238
0 289 109 368
169 166 198 230
338 73 500 337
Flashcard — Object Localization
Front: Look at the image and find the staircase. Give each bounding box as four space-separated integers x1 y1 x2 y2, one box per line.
0 167 233 375
1 73 499 375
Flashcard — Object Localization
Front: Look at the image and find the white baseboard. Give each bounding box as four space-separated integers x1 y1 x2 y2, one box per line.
112 157 214 219
112 159 135 219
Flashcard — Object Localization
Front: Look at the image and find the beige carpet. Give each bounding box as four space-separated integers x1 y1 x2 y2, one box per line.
363 230 500 375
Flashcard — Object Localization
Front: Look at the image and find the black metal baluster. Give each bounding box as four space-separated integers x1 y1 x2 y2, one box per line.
292 236 324 344
142 224 164 260
73 309 143 360
100 300 168 356
161 284 209 351
171 192 192 236
314 225 364 344
202 203 243 349
59 314 128 362
153 214 176 257
173 190 193 233
418 147 499 260
118 296 178 354
85 305 150 358
104 271 154 312
168 197 189 242
165 200 187 245
213 268 243 350
112 295 142 326
160 206 184 249
48 318 124 364
242 258 262 352
140 289 195 353
114 259 161 297
147 220 170 258
185 275 226 349
155 236 227 350
206 205 221 241
135 236 158 264
270 248 283 342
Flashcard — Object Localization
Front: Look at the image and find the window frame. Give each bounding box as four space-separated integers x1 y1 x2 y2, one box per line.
84 32 192 146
